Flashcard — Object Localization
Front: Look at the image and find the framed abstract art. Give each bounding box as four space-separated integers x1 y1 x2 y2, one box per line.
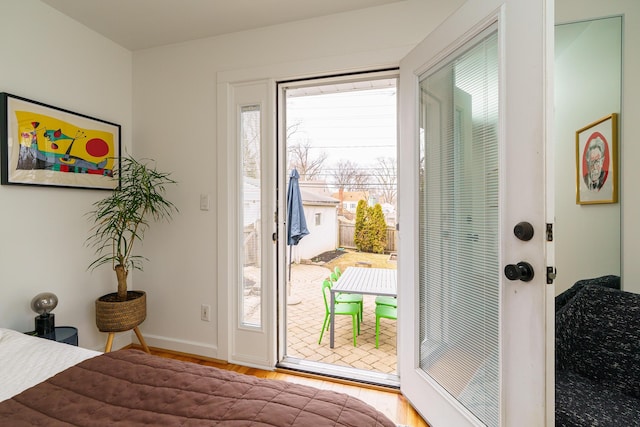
1 93 120 190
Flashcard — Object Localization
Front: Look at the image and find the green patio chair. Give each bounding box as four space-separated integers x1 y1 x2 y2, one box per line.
375 305 397 348
330 272 363 321
375 296 397 308
334 266 342 278
319 279 360 346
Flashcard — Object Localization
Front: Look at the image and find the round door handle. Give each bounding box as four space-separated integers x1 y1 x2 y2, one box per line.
504 262 534 282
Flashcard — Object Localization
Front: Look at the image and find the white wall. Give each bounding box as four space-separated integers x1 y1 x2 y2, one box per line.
556 0 640 294
0 1 132 350
295 204 338 262
131 0 463 357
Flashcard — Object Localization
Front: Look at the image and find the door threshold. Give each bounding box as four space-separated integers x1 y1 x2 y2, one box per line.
278 356 399 389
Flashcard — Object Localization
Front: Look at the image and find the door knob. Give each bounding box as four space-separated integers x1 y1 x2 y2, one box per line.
513 222 534 241
504 262 534 282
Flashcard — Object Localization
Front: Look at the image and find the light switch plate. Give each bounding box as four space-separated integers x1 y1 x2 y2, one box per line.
199 194 210 211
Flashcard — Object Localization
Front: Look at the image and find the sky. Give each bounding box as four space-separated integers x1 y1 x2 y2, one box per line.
285 86 397 181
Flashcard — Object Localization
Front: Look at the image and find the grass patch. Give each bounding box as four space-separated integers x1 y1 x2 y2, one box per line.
324 249 396 272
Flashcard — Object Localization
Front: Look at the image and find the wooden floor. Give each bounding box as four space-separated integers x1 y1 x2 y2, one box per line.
144 347 429 427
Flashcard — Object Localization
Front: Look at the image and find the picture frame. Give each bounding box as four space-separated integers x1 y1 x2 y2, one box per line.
576 113 618 205
0 93 120 190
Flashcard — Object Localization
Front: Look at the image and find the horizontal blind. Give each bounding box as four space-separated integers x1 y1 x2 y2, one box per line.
418 29 499 427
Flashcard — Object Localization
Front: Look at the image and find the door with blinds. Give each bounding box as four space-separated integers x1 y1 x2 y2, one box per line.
420 29 500 424
398 0 553 426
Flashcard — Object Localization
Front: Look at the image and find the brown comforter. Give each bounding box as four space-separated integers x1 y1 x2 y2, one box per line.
0 349 396 426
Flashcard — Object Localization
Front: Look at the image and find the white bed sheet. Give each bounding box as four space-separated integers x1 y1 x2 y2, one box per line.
0 328 101 402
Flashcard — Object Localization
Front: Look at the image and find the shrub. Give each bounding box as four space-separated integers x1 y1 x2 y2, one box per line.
354 199 368 250
354 200 387 254
369 203 387 254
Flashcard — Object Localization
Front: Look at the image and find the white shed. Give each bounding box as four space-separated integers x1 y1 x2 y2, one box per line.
290 188 339 263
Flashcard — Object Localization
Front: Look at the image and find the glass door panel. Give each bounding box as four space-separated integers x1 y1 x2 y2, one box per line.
419 29 500 426
241 105 262 328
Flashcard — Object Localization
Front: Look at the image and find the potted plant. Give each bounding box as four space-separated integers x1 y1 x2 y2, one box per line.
87 155 178 348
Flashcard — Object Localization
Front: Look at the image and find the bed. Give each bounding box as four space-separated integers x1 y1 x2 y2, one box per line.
0 328 396 426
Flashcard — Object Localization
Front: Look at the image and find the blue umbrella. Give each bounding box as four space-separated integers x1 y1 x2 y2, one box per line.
287 168 309 281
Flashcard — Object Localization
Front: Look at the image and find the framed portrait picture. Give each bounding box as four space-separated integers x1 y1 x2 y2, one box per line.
576 113 618 205
0 93 120 190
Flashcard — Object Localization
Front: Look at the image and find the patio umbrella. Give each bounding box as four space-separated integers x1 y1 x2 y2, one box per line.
286 168 309 282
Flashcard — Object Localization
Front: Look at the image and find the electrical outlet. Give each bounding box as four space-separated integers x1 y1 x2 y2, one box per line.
201 304 211 321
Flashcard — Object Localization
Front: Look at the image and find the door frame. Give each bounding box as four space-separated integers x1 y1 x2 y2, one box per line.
216 53 408 369
275 70 400 382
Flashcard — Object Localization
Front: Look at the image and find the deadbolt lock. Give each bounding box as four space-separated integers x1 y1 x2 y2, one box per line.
514 222 534 241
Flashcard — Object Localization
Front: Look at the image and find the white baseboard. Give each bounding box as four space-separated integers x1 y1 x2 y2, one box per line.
133 332 219 359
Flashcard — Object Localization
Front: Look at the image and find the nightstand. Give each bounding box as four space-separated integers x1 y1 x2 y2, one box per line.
26 326 78 346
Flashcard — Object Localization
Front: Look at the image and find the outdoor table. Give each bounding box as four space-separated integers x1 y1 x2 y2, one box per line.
330 266 397 348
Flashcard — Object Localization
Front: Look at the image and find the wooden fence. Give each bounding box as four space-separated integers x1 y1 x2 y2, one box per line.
338 223 397 253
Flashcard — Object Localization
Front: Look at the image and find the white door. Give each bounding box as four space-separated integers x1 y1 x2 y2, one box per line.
397 0 554 426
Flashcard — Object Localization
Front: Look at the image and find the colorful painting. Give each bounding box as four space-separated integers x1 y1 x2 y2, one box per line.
1 93 120 189
575 113 618 205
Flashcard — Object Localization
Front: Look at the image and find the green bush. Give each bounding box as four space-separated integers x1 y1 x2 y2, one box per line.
369 203 387 254
354 199 368 250
354 200 387 254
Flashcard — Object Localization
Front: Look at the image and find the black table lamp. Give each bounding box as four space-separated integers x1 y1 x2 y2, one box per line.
31 292 58 335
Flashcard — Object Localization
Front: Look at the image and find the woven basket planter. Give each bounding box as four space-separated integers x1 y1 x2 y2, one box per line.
95 291 146 332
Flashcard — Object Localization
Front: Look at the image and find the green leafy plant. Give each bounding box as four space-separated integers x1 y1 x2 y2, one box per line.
354 199 368 250
354 200 387 254
369 203 388 254
87 156 178 301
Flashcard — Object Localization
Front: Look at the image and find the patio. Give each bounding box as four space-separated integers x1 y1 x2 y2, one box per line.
286 263 397 375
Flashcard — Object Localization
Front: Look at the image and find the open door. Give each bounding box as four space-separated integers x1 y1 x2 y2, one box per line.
397 0 554 426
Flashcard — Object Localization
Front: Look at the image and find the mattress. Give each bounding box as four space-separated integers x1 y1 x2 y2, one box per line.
0 327 100 402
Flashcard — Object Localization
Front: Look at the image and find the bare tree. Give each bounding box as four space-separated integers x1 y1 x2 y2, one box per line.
352 170 370 194
331 160 370 214
286 122 301 140
241 107 260 179
287 139 327 180
373 156 397 205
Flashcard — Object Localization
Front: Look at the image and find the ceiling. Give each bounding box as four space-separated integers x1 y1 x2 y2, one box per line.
41 0 405 51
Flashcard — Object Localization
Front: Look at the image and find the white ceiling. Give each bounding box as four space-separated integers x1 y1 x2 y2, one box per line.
41 0 406 51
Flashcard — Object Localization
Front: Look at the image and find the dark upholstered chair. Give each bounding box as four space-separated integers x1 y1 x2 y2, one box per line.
555 279 640 426
555 274 620 312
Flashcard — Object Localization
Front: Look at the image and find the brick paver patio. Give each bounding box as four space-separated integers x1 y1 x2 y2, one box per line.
285 263 397 375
